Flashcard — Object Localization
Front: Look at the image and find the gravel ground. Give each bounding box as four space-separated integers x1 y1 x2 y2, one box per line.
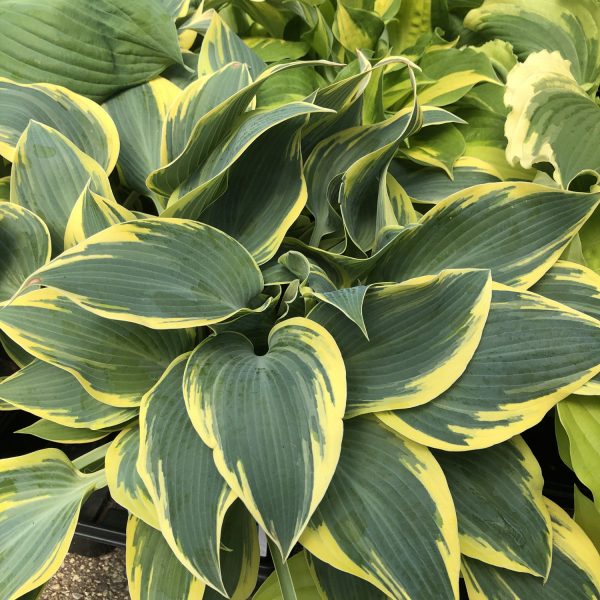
41 549 129 599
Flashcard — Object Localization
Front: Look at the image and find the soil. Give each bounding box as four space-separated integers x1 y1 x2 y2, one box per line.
40 549 129 600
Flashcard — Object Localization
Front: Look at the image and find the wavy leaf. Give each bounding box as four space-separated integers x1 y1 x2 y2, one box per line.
11 122 113 254
505 50 600 188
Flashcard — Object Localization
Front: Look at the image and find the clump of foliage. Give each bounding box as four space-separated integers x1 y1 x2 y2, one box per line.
1 0 600 598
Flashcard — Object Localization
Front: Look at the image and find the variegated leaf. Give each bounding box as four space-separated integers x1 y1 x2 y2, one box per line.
301 416 460 599
126 515 205 600
0 288 193 407
0 359 136 429
138 354 234 594
434 436 552 576
11 122 113 254
462 500 600 599
184 318 346 557
106 425 160 529
0 203 50 302
378 286 600 450
309 269 492 416
0 79 118 170
505 50 600 188
370 183 600 289
33 218 264 329
0 450 105 599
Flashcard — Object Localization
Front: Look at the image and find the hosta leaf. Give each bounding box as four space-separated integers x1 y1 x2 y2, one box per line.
505 50 600 188
301 416 459 600
458 108 534 181
0 449 105 599
0 329 33 368
309 269 492 416
198 12 266 79
11 122 113 254
0 0 183 101
310 285 371 339
574 487 600 552
531 260 600 394
103 78 180 207
531 261 600 321
197 113 317 265
34 218 264 329
333 1 384 52
148 59 337 196
580 206 600 276
378 286 600 450
339 66 421 252
0 359 136 429
0 288 193 407
370 183 600 289
138 354 234 594
63 185 137 250
464 0 600 87
0 176 8 201
164 100 332 222
300 53 389 153
387 0 432 53
307 554 388 599
106 426 159 529
306 105 463 245
434 437 552 577
126 515 205 600
0 79 118 171
557 396 600 509
390 159 500 204
254 552 320 600
414 46 501 107
17 420 111 444
399 123 466 177
244 37 310 62
161 63 252 171
462 500 600 599
0 203 50 302
184 318 346 557
162 0 190 18
203 501 260 600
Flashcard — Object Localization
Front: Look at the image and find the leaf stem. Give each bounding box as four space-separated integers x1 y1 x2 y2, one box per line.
267 538 298 600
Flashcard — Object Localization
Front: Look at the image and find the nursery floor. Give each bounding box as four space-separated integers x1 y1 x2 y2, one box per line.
41 549 129 599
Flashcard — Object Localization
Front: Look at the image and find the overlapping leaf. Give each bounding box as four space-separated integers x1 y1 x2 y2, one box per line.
379 286 600 450
184 318 346 557
0 288 193 406
33 219 265 329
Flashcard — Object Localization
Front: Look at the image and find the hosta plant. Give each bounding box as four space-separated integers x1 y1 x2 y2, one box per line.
1 0 600 599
